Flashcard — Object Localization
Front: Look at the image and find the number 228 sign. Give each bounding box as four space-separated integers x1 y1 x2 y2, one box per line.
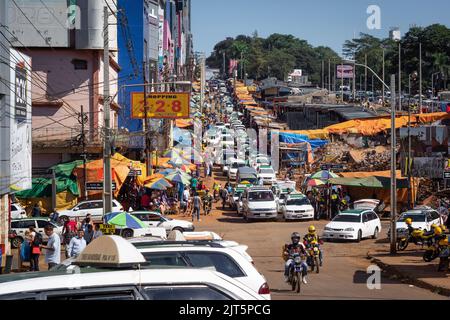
131 92 190 119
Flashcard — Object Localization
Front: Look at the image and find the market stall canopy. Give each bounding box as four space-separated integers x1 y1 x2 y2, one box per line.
73 153 146 197
311 170 339 181
15 177 79 199
175 119 194 128
280 129 330 140
329 176 409 189
165 170 191 185
50 160 87 178
304 178 326 187
144 178 173 190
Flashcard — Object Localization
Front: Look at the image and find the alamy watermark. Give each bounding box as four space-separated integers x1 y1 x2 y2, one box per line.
366 265 382 290
366 5 381 30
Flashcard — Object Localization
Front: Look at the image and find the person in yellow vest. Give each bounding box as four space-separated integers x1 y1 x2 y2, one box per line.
330 190 340 219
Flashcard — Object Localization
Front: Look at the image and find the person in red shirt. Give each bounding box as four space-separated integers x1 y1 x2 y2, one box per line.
141 191 151 210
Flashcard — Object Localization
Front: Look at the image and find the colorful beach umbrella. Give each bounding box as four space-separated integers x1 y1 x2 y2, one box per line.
305 178 325 187
310 170 339 181
144 178 173 190
165 171 191 185
104 212 146 229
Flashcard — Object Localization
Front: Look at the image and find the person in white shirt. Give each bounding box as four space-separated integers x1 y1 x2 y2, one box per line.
93 224 103 240
67 229 87 258
41 225 61 270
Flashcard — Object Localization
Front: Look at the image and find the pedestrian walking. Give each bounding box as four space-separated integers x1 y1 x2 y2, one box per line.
192 193 202 222
93 224 103 240
182 187 190 214
27 226 41 271
31 202 41 217
67 229 86 258
62 217 78 258
81 214 94 233
84 224 94 245
40 225 61 270
220 187 229 210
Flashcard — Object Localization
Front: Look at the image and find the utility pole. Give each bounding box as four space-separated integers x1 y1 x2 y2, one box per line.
352 61 356 102
200 53 205 114
390 74 397 255
321 60 324 89
143 62 152 176
398 42 402 111
419 42 423 114
80 105 88 200
103 6 112 215
382 47 385 107
364 54 368 93
407 74 412 209
241 51 244 80
328 59 331 92
223 52 226 79
340 62 344 103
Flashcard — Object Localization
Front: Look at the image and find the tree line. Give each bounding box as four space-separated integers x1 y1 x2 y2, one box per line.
207 24 450 94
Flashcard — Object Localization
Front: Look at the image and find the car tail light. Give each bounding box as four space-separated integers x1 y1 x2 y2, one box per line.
258 282 270 295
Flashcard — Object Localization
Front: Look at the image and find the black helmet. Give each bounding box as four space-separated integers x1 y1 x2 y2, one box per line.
291 232 301 244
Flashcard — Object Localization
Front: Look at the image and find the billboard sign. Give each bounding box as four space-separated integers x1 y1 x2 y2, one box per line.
0 49 32 195
336 65 354 79
411 157 446 179
131 92 190 119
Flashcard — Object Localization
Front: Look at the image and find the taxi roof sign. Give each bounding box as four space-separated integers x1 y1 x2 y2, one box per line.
74 235 146 268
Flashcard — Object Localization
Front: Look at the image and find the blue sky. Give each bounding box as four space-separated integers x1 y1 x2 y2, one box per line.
191 0 450 57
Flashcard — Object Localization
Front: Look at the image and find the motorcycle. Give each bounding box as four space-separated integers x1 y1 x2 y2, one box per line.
438 241 450 272
305 240 322 273
288 253 306 293
203 197 212 215
423 237 447 262
397 228 433 251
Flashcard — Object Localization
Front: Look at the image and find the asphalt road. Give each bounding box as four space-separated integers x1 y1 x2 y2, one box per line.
194 194 447 300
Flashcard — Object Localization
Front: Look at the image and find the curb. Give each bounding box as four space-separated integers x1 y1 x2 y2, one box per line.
368 254 450 297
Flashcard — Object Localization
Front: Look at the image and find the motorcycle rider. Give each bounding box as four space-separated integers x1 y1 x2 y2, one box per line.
303 225 323 266
283 232 309 284
405 218 415 234
202 189 214 215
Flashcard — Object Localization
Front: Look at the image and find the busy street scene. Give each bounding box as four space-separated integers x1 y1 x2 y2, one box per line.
0 0 450 304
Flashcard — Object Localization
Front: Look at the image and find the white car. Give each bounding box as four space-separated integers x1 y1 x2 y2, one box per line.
242 187 278 222
10 218 63 248
228 158 247 181
132 241 271 299
322 209 382 242
0 238 264 300
57 199 123 223
257 166 276 185
281 193 315 221
129 211 195 233
11 203 27 219
389 207 443 238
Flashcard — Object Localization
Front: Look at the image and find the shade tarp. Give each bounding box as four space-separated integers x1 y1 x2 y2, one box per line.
73 153 146 197
175 119 194 128
280 129 329 140
16 177 80 199
279 132 328 150
329 176 409 189
50 160 87 178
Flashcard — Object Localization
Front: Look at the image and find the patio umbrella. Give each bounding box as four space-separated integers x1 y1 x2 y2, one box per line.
144 177 173 190
180 165 192 173
305 178 325 187
158 168 175 175
310 170 339 181
104 212 146 229
165 171 191 185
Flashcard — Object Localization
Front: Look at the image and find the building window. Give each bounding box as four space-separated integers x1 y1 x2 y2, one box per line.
72 59 88 70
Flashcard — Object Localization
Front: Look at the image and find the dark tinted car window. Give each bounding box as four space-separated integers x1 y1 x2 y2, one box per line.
45 288 136 300
185 252 245 278
142 252 189 268
37 220 50 228
143 286 231 300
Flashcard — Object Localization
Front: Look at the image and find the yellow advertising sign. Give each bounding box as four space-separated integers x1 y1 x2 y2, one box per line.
99 224 116 235
131 92 190 119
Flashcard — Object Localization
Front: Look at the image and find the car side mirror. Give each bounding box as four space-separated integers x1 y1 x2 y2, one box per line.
73 207 79 211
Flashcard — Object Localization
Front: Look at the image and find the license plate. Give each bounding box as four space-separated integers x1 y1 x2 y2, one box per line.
260 214 266 217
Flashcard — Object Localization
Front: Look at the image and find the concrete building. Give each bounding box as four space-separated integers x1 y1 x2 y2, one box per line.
4 0 120 173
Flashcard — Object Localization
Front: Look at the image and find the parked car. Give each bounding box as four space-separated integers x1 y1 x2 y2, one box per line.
352 199 380 211
132 240 271 299
388 206 442 239
10 218 63 248
129 211 195 233
322 209 382 242
242 187 278 222
281 193 315 221
11 203 27 219
228 158 247 181
236 167 258 185
57 199 123 223
0 236 264 300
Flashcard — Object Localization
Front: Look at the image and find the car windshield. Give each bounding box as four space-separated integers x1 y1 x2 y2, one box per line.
398 213 426 222
248 191 274 201
260 169 274 174
333 215 361 223
287 198 310 206
257 159 269 163
279 194 287 200
232 162 245 169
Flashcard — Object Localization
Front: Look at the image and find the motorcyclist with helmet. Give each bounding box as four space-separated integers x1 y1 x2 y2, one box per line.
303 225 323 266
283 232 309 284
202 189 214 215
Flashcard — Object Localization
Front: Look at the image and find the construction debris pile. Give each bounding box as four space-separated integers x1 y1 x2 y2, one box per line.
312 141 393 172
